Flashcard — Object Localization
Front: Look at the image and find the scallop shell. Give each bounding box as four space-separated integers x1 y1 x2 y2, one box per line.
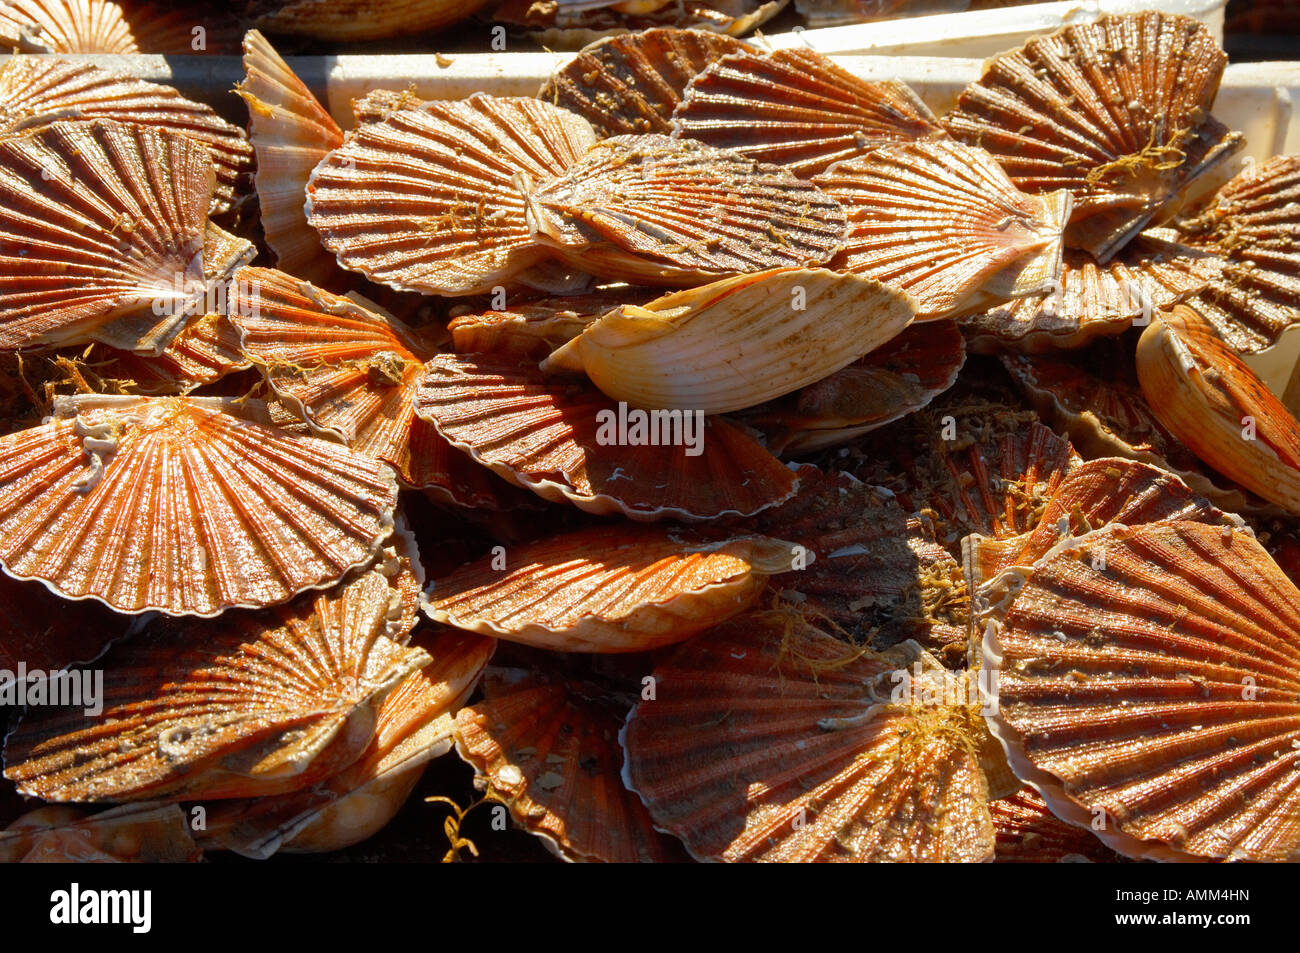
249 0 491 41
3 566 432 803
622 612 999 862
0 57 252 216
415 352 798 520
92 311 250 395
0 804 200 862
739 318 964 454
990 787 1118 863
448 287 656 360
539 28 746 138
306 95 598 296
525 133 847 285
426 525 796 652
455 666 684 862
0 120 217 353
1169 154 1300 353
0 394 399 616
198 626 494 857
0 571 131 676
671 47 945 178
542 269 917 415
0 0 239 54
962 234 1222 354
497 0 785 42
239 30 350 288
943 11 1244 262
1137 304 1300 515
813 140 1070 319
981 520 1300 862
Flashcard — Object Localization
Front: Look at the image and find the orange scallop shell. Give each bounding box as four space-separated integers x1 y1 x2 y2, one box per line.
448 287 656 360
3 566 432 803
981 520 1300 861
91 311 250 395
414 352 798 520
0 803 201 862
249 0 491 41
0 0 239 54
0 395 399 616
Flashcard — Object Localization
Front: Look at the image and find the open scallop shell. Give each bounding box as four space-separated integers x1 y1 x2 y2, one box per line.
306 95 598 296
671 47 945 178
198 626 494 857
455 666 685 862
425 525 796 652
239 30 350 288
3 565 432 803
0 803 200 862
92 311 250 395
248 0 490 41
539 28 745 138
0 394 399 616
542 269 916 415
981 520 1300 862
1169 154 1300 353
414 352 798 520
0 57 252 216
0 0 239 54
0 120 217 353
1137 304 1300 515
962 233 1223 354
0 571 131 676
525 133 846 285
943 11 1244 262
448 287 656 360
739 318 964 454
622 612 1000 861
990 787 1118 863
813 140 1070 319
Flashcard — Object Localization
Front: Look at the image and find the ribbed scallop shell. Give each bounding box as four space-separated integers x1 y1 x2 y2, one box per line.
525 134 846 285
455 667 685 863
1170 154 1300 353
943 11 1243 262
963 234 1222 354
496 0 785 42
306 95 598 296
0 58 251 216
813 140 1070 319
414 352 798 520
981 520 1300 862
622 612 999 862
239 30 349 288
739 318 964 454
0 0 239 54
0 120 216 352
1137 304 1300 514
94 311 249 394
0 804 200 862
0 395 399 616
426 525 795 652
199 626 494 857
0 572 130 675
3 566 432 803
540 28 745 138
248 0 489 41
671 47 945 178
448 287 655 360
1001 343 1260 513
990 787 1118 863
541 269 916 415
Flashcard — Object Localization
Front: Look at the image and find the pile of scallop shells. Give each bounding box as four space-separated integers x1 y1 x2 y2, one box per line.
2 11 1300 864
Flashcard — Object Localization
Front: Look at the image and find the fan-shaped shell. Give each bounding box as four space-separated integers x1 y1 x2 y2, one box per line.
542 269 916 415
306 95 598 296
0 394 399 616
93 311 249 394
425 525 796 652
0 803 200 862
990 787 1118 862
414 352 798 520
0 58 251 216
525 133 846 285
455 666 685 863
739 318 964 454
0 120 216 352
1137 304 1300 515
540 28 745 138
1170 154 1300 353
963 234 1222 354
671 47 945 178
249 0 490 41
239 30 349 288
981 519 1300 862
0 572 130 676
448 287 656 360
497 0 784 43
0 0 239 54
3 566 431 803
943 11 1243 262
813 140 1070 319
622 612 999 862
